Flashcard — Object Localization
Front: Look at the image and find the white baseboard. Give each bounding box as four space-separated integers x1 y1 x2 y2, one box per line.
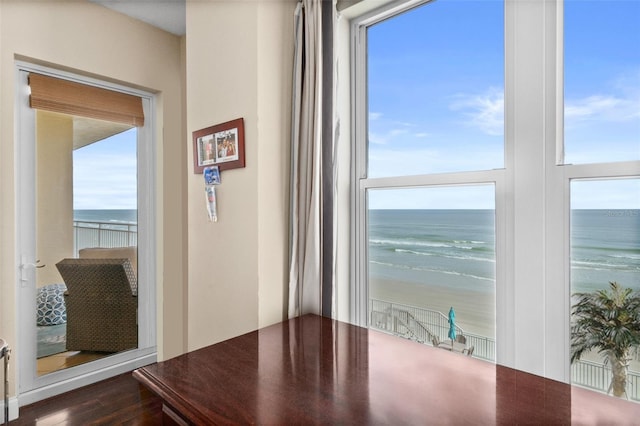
17 353 156 408
0 396 19 422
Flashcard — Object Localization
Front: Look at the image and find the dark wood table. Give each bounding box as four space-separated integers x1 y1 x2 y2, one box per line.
134 314 640 425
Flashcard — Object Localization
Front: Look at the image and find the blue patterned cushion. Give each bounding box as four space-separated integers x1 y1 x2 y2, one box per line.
37 283 67 326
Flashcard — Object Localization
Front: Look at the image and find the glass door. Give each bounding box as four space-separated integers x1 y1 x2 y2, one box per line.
16 67 156 401
35 111 138 376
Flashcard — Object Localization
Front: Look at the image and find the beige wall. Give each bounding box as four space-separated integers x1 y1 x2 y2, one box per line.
256 1 294 328
35 111 74 287
0 0 186 397
185 0 294 351
1 0 294 403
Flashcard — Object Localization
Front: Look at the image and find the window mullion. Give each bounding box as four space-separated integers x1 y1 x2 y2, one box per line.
361 170 505 191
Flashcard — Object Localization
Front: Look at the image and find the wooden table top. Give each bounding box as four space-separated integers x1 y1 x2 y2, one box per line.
134 314 640 425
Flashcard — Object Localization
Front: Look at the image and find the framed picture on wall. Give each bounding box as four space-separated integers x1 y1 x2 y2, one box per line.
192 118 245 173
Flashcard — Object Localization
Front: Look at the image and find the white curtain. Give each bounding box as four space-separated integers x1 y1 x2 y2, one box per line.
288 0 334 319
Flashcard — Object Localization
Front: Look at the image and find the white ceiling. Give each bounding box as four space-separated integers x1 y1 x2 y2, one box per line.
90 0 186 36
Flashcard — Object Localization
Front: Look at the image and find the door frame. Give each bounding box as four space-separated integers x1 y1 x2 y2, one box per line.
15 62 157 405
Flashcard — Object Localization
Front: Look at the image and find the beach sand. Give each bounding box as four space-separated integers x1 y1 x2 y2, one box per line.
371 277 495 339
371 278 640 373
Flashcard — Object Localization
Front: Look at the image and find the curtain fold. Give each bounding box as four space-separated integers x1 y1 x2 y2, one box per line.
288 0 336 319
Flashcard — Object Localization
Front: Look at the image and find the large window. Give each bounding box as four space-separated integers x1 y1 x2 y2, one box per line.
569 179 640 399
367 0 504 177
368 187 496 361
563 0 640 165
349 0 640 398
353 0 503 362
565 0 640 400
570 181 639 295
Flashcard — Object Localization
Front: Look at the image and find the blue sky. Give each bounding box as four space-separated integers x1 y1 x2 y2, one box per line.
367 0 639 209
72 1 639 211
564 0 640 165
368 0 504 180
73 128 137 210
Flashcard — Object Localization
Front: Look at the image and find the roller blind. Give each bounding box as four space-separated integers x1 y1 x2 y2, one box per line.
28 73 144 127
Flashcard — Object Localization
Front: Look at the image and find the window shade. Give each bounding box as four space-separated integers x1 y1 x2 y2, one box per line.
28 73 145 127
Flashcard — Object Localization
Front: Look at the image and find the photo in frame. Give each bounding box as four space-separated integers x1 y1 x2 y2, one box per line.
193 118 245 173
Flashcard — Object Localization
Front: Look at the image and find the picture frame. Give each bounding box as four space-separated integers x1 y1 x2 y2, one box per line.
192 118 245 174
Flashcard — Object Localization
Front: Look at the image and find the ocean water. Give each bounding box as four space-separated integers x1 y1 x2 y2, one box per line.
369 210 495 293
369 209 640 294
74 209 137 224
76 208 639 295
571 209 640 293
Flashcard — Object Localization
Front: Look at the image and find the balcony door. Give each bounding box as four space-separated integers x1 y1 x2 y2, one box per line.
16 64 157 404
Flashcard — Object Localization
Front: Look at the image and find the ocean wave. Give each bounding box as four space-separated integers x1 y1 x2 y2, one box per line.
571 265 640 272
394 248 495 263
370 238 490 252
572 259 639 267
454 240 486 245
571 260 639 272
574 245 640 254
607 254 640 261
369 260 495 282
395 248 434 256
572 260 619 268
370 238 452 248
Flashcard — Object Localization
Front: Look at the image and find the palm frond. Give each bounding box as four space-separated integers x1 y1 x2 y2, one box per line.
570 282 640 364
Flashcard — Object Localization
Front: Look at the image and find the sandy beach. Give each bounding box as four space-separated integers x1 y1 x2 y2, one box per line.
371 277 640 373
370 277 495 339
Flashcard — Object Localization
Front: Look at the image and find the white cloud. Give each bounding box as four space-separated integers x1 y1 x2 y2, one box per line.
571 179 640 209
368 182 496 210
565 94 640 124
368 127 411 145
369 112 383 121
565 69 640 128
73 153 137 209
611 68 640 95
368 144 502 178
369 116 432 145
392 121 415 128
449 87 504 136
72 130 138 209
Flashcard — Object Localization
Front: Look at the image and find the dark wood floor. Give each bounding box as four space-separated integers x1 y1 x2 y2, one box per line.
10 372 163 425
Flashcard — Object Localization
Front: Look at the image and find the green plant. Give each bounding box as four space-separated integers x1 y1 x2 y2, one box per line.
571 281 640 398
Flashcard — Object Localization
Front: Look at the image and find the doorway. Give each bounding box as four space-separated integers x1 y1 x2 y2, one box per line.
16 64 157 404
36 117 137 375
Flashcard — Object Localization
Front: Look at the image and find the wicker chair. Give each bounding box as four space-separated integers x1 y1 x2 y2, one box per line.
55 258 137 353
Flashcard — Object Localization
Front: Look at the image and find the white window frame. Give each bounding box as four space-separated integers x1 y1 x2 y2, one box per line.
348 0 640 383
349 0 507 360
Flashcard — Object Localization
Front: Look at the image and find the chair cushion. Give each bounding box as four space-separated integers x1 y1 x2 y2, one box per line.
37 283 67 326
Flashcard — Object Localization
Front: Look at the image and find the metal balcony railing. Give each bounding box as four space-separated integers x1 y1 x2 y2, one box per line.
572 359 640 402
370 299 495 361
369 298 638 401
73 220 137 255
